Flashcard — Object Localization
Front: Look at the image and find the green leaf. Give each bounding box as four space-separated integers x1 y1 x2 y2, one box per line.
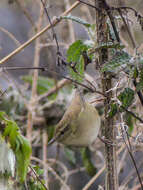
108 103 118 117
102 51 130 72
0 111 7 120
133 67 138 79
33 165 44 176
3 119 19 149
118 88 134 108
67 40 88 63
125 112 134 134
64 147 76 165
47 125 55 142
67 40 88 82
16 135 32 182
81 147 97 176
0 111 32 182
61 15 91 27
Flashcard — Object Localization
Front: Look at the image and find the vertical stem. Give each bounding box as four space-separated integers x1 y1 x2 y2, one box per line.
27 2 44 141
42 129 49 189
95 0 118 189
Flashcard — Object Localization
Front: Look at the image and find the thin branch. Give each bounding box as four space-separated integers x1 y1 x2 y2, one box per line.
118 8 136 49
78 0 101 11
64 0 76 42
121 106 143 123
0 26 21 47
1 66 106 96
133 79 143 106
40 0 59 52
15 0 37 31
82 145 125 190
29 165 48 190
120 124 143 189
38 78 71 101
103 0 120 42
42 129 49 189
31 157 70 190
0 1 80 65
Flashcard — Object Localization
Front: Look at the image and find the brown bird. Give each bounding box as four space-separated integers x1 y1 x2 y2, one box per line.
48 88 101 147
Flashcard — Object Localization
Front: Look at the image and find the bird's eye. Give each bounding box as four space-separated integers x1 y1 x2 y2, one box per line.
60 130 65 135
60 125 70 136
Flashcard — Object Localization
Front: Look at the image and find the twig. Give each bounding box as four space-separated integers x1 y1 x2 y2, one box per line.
120 121 143 189
78 0 101 11
0 1 80 65
42 129 49 189
1 66 106 96
121 106 143 123
38 78 71 101
64 0 76 42
82 145 125 190
103 0 120 42
40 0 59 52
120 159 143 190
0 26 21 47
117 8 136 49
29 165 48 190
31 157 70 190
15 0 37 31
133 79 143 106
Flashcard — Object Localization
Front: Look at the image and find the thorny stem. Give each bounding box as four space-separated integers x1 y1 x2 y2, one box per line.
96 0 118 189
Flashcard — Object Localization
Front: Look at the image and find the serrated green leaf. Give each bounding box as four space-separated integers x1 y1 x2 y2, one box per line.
81 147 97 176
108 103 118 117
64 147 76 165
69 57 84 82
102 51 130 72
67 40 88 63
67 40 88 82
118 88 134 108
61 15 91 27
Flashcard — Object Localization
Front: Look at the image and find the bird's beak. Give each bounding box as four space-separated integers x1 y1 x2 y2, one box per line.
48 136 58 146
